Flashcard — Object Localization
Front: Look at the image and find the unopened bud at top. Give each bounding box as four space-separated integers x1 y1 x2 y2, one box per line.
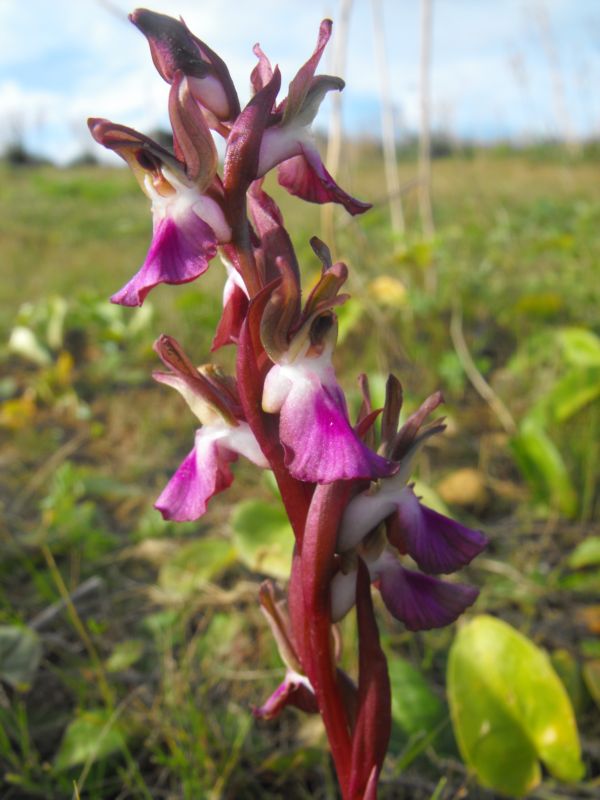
130 8 240 125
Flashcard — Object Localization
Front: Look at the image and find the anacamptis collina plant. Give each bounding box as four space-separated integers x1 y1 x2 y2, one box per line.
89 9 487 798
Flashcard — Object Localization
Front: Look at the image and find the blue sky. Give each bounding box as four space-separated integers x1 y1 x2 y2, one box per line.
1 0 599 163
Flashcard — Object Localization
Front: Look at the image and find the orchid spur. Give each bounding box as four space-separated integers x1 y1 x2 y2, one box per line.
89 10 486 798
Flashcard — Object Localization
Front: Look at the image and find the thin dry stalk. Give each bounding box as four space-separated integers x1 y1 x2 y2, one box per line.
533 1 577 152
371 0 405 234
322 0 354 249
418 0 435 242
450 303 517 436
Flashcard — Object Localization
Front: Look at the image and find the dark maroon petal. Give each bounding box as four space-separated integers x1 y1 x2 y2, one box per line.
253 676 318 720
111 210 217 307
223 68 282 220
248 180 300 285
277 143 371 216
212 280 248 350
277 376 395 483
154 434 236 522
396 488 487 574
391 390 444 462
378 562 479 631
283 19 332 122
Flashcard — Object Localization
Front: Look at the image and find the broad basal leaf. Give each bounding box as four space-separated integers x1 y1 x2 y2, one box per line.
448 615 584 797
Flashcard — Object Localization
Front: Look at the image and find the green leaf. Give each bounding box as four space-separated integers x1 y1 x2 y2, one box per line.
511 418 577 517
558 327 600 367
547 367 600 422
0 625 42 691
448 615 584 797
197 612 241 662
105 639 144 672
582 639 600 659
158 537 237 600
54 710 127 770
336 297 363 344
568 536 600 569
231 499 294 580
388 657 446 747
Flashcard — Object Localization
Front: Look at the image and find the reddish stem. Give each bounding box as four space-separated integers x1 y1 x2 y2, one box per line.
231 206 357 797
236 286 312 542
301 481 354 797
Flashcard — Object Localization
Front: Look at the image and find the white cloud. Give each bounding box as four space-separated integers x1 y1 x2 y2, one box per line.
1 0 598 161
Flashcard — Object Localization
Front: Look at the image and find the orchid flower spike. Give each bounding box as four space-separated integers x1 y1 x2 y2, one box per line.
130 8 240 133
331 376 487 630
152 335 268 521
88 73 230 306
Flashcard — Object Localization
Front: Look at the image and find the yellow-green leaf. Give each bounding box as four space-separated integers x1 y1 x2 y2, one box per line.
54 710 127 770
558 327 600 367
158 537 237 600
511 419 577 517
231 499 294 580
568 536 600 569
448 615 584 797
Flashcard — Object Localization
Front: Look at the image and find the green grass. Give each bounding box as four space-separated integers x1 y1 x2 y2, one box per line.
1 150 600 798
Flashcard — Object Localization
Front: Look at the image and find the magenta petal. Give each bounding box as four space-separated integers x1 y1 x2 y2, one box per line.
154 432 236 522
378 561 479 631
279 378 395 483
111 210 217 307
277 144 371 216
253 675 318 720
396 488 487 574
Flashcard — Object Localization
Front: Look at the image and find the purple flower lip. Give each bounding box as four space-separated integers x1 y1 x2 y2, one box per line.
331 549 481 631
376 558 480 632
110 208 219 307
262 324 396 484
155 421 268 522
338 482 487 570
330 376 487 628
